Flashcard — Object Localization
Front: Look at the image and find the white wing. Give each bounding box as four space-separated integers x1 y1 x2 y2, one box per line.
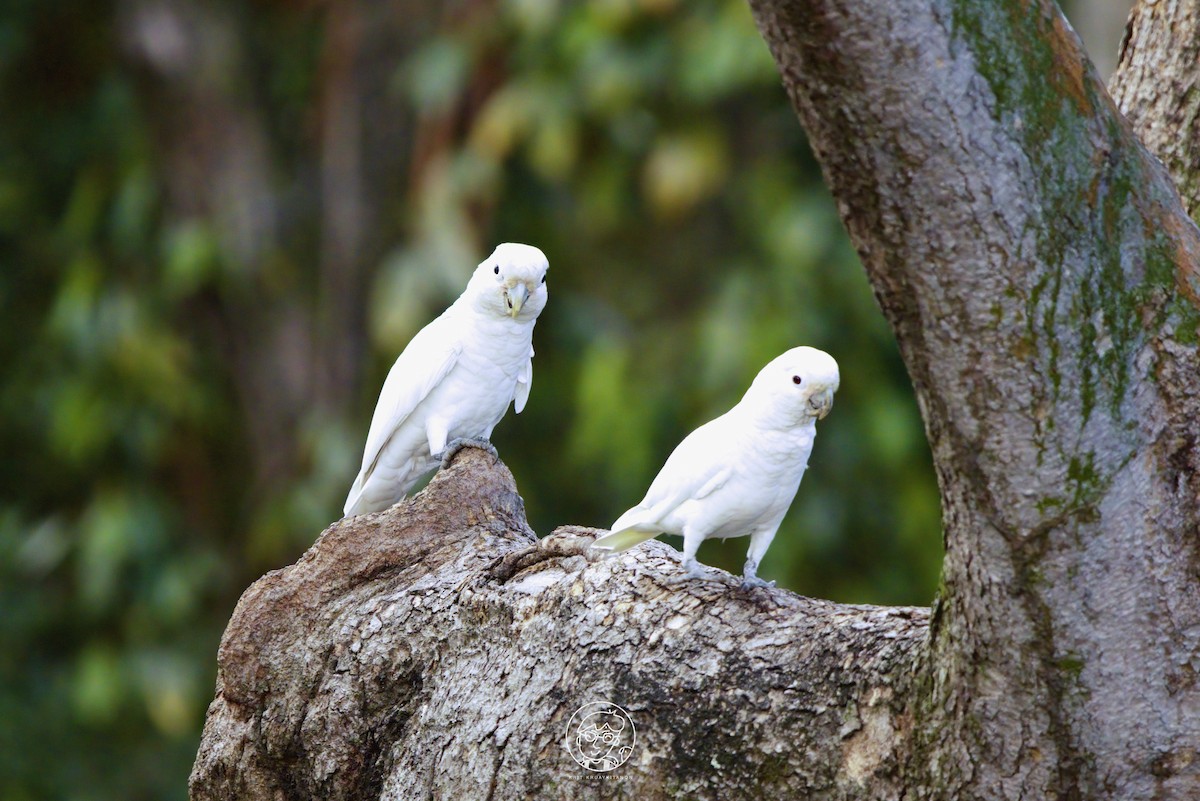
593 419 734 553
604 413 737 535
513 346 533 414
640 417 735 509
352 312 464 483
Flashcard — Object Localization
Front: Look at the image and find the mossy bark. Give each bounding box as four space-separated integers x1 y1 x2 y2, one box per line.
746 0 1200 798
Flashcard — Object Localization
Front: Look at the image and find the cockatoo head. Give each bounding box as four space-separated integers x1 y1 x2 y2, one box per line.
467 242 549 322
746 346 840 425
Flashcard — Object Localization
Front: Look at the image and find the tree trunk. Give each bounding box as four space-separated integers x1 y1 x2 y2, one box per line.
744 0 1200 797
190 1 1200 799
1110 0 1200 217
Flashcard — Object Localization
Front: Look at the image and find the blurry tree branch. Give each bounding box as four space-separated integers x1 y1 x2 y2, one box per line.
191 0 1200 799
117 0 430 488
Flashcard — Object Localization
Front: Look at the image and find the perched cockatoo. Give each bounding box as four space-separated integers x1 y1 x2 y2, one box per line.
591 346 839 588
343 243 548 517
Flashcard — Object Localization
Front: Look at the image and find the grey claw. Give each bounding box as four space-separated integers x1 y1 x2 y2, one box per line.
669 559 722 584
740 576 776 590
440 437 498 468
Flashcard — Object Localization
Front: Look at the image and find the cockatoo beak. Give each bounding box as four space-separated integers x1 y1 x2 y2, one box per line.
506 283 529 317
813 390 834 420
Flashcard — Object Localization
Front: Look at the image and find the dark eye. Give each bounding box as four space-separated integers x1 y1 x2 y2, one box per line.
792 375 802 385
541 273 546 284
493 265 500 275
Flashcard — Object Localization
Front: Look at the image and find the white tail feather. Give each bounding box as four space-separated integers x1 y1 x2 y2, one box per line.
591 526 661 553
343 473 367 517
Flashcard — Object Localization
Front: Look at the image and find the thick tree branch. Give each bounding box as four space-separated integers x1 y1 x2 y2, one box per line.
746 0 1200 798
190 446 928 800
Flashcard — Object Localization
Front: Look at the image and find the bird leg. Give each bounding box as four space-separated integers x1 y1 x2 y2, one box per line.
666 557 722 584
668 532 723 584
685 556 722 580
439 437 499 468
740 558 776 590
740 528 779 589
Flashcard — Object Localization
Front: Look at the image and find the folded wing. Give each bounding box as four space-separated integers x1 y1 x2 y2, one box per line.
344 317 463 514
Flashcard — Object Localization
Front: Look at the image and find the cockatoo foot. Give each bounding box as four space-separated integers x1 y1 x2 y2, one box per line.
440 437 498 468
740 575 776 590
669 558 722 584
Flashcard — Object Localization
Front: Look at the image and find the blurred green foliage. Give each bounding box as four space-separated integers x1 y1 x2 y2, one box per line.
0 0 946 797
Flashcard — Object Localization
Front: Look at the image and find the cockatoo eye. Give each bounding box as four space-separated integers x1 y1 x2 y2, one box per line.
792 375 803 385
493 265 500 275
541 273 546 284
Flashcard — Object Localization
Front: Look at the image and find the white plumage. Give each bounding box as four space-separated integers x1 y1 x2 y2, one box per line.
592 346 839 588
343 243 548 517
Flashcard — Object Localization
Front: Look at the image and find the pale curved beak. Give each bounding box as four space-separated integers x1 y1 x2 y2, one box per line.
811 391 834 420
506 283 529 317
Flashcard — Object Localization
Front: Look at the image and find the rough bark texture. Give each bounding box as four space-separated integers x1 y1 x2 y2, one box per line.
190 446 928 799
1111 0 1200 216
745 0 1200 798
191 1 1200 799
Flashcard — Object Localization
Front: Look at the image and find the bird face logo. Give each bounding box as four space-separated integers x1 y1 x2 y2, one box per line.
564 702 637 772
572 707 634 770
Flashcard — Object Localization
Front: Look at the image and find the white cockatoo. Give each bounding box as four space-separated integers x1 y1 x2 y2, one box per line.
343 243 549 517
591 346 839 588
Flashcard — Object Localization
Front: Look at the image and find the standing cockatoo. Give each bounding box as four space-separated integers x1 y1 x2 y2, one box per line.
343 243 549 517
591 346 839 587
